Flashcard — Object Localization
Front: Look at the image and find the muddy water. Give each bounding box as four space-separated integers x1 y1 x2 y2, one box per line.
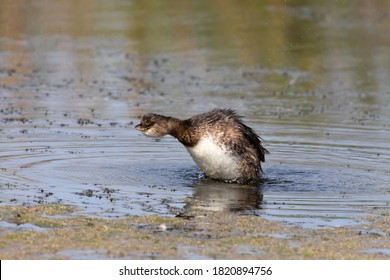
1 0 390 230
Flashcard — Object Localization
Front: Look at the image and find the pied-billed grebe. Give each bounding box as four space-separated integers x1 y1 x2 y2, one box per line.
135 108 268 183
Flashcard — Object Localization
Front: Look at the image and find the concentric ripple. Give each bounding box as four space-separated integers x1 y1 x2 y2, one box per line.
1 117 389 228
1 1 390 228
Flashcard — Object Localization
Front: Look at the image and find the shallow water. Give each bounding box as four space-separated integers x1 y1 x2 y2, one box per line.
1 0 390 229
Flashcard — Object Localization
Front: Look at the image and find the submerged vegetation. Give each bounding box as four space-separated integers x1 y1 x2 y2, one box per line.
0 205 389 259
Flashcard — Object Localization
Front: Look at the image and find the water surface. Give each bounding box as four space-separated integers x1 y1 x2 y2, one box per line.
1 0 390 229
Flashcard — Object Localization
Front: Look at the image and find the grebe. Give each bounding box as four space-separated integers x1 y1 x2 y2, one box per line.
135 109 268 183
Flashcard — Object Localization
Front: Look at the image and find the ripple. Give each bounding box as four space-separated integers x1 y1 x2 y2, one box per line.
1 47 390 229
1 119 389 227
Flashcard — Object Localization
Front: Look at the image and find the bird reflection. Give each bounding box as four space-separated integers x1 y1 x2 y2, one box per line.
180 179 263 216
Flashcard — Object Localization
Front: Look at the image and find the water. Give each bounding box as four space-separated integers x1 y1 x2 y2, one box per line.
1 0 390 228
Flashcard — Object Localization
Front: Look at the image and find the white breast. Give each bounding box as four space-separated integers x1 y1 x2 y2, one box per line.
186 137 241 180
